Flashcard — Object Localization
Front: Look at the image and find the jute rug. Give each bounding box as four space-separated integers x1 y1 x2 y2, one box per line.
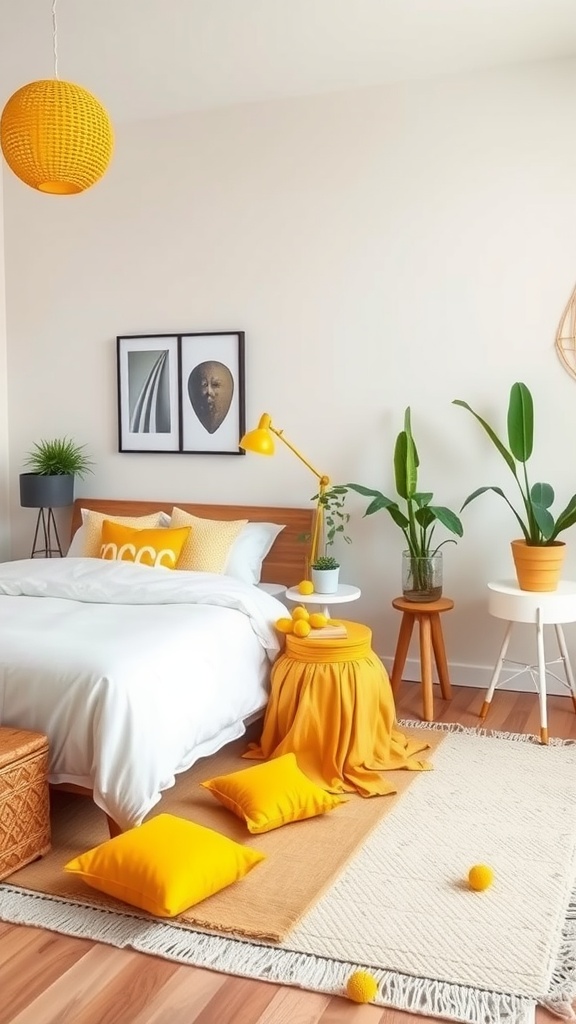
3 723 576 1024
3 723 440 942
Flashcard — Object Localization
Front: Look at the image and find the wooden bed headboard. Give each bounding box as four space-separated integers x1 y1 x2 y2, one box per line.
70 499 314 587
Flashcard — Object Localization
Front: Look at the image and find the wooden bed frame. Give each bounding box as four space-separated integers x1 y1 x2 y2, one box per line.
70 498 313 588
57 498 314 834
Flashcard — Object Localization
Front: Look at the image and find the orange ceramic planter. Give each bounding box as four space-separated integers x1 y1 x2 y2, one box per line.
511 539 566 592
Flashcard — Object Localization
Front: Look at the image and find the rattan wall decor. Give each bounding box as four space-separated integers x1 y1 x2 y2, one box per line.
555 281 576 381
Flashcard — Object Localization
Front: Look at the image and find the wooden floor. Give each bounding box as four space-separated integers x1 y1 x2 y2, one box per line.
2 681 575 1024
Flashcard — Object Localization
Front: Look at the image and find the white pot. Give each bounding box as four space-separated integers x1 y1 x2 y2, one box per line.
311 567 340 594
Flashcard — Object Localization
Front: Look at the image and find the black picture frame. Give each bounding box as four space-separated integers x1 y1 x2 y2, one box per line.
117 332 246 455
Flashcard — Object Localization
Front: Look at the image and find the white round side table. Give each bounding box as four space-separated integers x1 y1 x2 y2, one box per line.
284 583 361 620
482 579 576 744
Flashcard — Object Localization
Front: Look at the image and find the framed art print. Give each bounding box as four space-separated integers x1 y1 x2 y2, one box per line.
117 335 180 452
117 331 245 455
180 332 245 454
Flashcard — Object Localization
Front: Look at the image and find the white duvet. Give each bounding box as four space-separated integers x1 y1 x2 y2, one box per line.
0 558 287 830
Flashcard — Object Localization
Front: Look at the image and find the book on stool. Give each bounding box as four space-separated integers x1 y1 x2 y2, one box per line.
308 624 348 639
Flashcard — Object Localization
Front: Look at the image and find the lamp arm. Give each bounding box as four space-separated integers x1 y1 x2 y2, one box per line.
269 422 330 571
270 426 329 488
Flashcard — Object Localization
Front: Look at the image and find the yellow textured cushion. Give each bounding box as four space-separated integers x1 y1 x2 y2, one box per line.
81 510 169 557
201 753 344 834
100 521 191 569
64 813 265 918
169 507 248 573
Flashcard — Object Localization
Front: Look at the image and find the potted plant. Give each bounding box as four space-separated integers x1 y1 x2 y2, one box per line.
453 381 576 592
20 437 94 510
309 486 352 594
341 408 463 602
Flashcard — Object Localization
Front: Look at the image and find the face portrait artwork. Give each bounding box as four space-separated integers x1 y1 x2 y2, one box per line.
188 360 234 434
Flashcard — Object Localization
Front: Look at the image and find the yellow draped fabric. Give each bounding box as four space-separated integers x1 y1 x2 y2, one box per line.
244 621 431 796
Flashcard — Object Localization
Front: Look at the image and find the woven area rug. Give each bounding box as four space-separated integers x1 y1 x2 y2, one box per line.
2 724 440 942
3 723 576 1024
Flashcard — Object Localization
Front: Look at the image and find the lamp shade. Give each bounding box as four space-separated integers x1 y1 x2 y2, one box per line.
240 414 275 455
1 79 114 194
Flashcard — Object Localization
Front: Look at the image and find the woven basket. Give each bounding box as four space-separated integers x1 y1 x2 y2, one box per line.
0 727 51 880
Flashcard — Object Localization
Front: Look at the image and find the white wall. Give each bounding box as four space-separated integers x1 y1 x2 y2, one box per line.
0 168 10 559
4 58 576 688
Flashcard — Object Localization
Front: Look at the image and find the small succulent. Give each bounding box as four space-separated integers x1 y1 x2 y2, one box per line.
311 555 340 571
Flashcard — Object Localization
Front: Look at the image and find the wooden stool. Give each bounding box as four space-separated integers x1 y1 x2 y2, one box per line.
390 597 454 721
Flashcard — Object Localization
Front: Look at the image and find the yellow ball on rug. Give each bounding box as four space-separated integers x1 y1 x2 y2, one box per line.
345 970 378 1003
468 863 494 891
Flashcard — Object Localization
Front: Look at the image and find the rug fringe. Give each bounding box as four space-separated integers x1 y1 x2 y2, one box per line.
397 719 576 747
0 885 535 1024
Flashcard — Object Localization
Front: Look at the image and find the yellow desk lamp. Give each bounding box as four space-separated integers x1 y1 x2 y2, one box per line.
240 413 330 568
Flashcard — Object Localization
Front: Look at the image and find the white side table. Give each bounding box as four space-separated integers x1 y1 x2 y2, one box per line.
482 579 576 744
284 583 361 620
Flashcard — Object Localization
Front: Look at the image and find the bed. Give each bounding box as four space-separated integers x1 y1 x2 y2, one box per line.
0 499 313 833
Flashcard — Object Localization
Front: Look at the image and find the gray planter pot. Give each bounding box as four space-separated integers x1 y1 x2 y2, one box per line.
19 473 75 509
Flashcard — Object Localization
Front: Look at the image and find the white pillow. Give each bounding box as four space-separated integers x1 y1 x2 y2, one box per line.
67 509 171 557
224 522 285 585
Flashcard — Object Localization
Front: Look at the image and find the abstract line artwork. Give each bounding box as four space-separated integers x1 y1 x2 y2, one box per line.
117 332 245 454
128 350 171 434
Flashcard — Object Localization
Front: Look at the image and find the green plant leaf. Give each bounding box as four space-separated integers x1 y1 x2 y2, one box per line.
460 485 530 541
452 400 517 475
363 495 398 516
387 505 410 530
415 506 435 530
530 482 554 509
343 483 385 499
428 505 464 537
413 492 433 507
550 495 576 540
394 431 417 500
531 503 555 541
507 382 533 463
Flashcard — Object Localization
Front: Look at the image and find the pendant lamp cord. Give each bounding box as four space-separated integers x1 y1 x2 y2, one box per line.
51 0 59 79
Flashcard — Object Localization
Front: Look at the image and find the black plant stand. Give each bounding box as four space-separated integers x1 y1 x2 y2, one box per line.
30 507 63 558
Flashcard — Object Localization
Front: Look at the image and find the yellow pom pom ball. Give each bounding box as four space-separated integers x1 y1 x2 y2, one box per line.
291 606 310 622
293 619 311 637
309 612 328 628
346 970 378 1003
275 617 294 634
298 579 314 595
468 864 494 891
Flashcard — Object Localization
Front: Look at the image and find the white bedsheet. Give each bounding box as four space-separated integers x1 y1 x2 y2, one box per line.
0 558 287 829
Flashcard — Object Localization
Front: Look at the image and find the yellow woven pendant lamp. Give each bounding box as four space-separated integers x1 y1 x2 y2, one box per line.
0 2 114 195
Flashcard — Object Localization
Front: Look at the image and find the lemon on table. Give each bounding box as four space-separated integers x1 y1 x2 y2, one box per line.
309 612 328 629
298 579 314 595
275 617 294 634
346 971 378 1003
293 619 311 638
468 864 494 891
291 606 310 622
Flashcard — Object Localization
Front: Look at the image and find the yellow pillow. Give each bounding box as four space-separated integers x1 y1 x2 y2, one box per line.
64 813 265 918
169 507 248 573
99 521 190 569
81 509 169 558
201 753 344 834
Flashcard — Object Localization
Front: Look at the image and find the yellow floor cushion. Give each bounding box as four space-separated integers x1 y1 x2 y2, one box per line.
202 752 345 834
64 813 265 917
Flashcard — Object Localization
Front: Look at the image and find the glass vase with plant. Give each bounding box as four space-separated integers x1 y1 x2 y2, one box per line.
342 408 463 601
